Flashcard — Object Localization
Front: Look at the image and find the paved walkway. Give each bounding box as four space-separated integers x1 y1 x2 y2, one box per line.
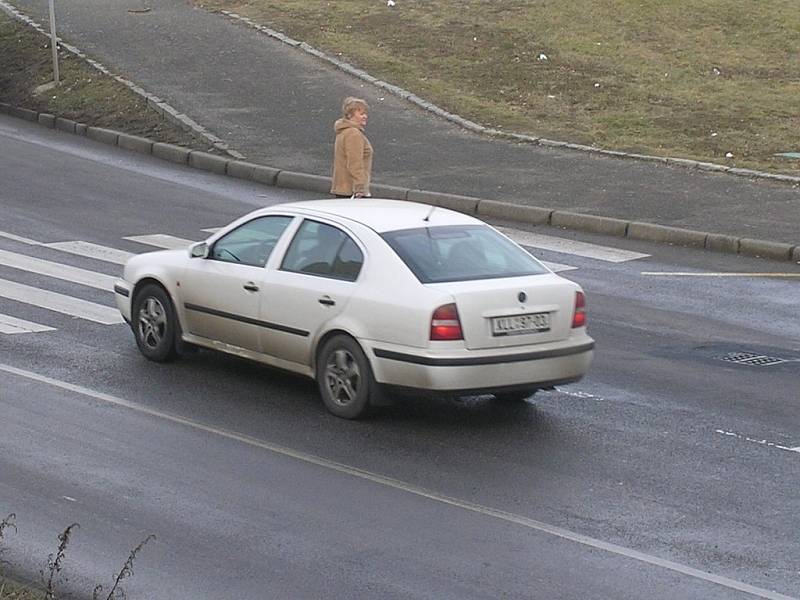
7 0 800 246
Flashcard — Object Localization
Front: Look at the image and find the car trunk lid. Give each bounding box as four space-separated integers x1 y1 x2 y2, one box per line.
428 274 579 350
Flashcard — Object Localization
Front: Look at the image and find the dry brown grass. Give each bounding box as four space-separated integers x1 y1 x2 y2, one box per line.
0 578 44 600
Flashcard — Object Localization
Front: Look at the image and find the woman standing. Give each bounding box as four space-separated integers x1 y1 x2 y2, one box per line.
331 97 373 198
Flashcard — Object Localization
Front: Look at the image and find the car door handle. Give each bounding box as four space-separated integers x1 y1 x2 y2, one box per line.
318 296 335 306
243 282 259 292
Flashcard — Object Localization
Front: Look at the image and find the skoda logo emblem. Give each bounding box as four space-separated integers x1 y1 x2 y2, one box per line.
518 291 527 303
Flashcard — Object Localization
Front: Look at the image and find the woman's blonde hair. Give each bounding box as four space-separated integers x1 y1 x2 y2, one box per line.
342 96 369 118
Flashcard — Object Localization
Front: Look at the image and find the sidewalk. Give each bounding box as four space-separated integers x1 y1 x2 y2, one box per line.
6 0 800 251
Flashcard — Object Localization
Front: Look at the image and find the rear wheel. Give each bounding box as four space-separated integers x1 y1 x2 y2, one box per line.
493 390 536 403
316 335 374 419
132 284 178 362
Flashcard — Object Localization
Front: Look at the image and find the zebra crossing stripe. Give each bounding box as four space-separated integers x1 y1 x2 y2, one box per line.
541 261 578 273
0 278 124 325
500 227 649 263
0 249 117 291
0 313 56 334
0 230 41 246
123 234 197 249
43 241 134 265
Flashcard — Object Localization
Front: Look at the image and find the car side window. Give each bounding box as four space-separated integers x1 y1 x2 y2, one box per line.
210 215 293 267
281 220 363 281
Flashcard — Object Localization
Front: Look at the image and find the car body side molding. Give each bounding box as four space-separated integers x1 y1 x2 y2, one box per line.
183 302 309 337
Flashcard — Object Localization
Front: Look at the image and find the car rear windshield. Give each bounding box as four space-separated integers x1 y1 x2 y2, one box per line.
381 225 548 283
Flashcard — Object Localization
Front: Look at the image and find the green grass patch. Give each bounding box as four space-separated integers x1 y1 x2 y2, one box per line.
194 0 800 174
0 13 211 149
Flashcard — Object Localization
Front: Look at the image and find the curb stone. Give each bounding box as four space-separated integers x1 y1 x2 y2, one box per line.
406 190 479 215
738 239 794 262
152 142 190 165
216 9 800 188
627 222 707 248
476 200 552 225
189 151 229 175
252 165 281 186
55 117 77 134
86 126 119 145
276 171 331 193
37 112 55 128
705 233 739 255
2 103 798 264
551 211 628 237
117 132 153 154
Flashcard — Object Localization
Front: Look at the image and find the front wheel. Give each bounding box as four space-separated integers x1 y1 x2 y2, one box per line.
316 335 374 419
132 283 178 362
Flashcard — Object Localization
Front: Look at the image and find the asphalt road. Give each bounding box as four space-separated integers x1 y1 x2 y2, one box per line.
1 115 799 599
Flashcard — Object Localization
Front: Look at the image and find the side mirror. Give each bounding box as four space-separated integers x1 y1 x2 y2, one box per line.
189 241 208 259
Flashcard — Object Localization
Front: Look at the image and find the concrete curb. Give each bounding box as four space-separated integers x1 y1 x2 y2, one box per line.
218 9 800 189
1 103 798 265
276 171 331 193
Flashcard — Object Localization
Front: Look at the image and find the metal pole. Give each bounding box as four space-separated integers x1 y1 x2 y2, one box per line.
48 0 59 84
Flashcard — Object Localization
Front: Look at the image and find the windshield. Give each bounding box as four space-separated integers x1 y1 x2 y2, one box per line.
381 225 548 283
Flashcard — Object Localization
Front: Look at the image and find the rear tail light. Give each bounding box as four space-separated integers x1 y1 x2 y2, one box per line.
572 291 586 328
430 303 463 341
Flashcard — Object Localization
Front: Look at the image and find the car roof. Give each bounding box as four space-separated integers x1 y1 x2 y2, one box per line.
261 199 483 233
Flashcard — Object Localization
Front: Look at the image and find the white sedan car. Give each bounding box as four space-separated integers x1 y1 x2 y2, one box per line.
115 199 593 419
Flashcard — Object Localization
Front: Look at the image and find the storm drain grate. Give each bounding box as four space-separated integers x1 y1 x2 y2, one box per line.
720 351 789 366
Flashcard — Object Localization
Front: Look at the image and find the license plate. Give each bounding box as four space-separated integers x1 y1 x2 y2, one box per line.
491 312 550 336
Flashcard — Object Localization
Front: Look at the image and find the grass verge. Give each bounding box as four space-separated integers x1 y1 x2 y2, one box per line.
194 0 800 175
0 578 43 600
0 11 212 150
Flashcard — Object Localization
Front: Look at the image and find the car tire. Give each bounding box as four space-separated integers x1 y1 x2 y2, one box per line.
493 390 536 403
132 283 178 363
316 334 374 419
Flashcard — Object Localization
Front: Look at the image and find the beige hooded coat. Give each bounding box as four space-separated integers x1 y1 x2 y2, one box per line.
331 118 373 196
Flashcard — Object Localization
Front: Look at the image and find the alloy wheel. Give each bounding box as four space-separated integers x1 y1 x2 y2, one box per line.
137 296 167 350
324 348 361 407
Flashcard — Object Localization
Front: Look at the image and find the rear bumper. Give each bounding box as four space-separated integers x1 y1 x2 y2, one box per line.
365 335 594 392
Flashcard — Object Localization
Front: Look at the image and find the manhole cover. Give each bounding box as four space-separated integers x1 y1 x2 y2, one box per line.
720 351 789 366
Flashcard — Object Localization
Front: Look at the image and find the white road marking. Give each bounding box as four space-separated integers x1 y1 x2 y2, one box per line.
0 363 794 600
123 234 196 249
500 227 650 263
0 230 135 265
0 313 55 334
716 429 800 455
0 230 42 246
541 260 578 273
0 249 117 291
43 241 134 265
0 278 123 325
642 272 800 278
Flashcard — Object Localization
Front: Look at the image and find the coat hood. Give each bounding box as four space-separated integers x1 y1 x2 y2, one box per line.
334 118 362 133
